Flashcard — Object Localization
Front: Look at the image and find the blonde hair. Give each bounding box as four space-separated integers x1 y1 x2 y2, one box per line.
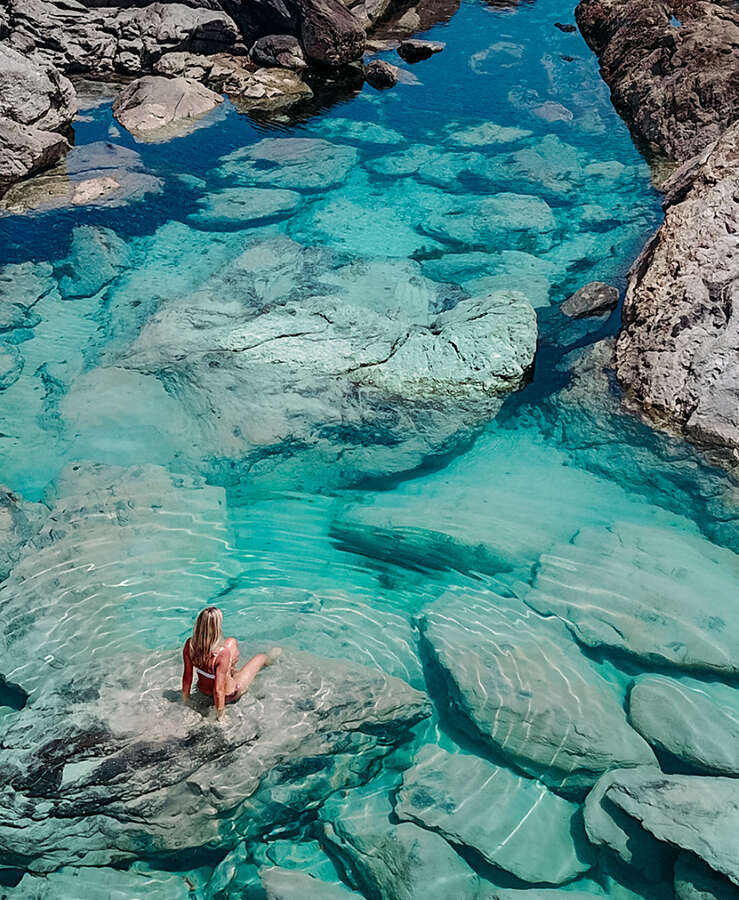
190 607 224 669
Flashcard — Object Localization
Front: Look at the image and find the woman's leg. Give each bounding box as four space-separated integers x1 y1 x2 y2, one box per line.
228 647 282 699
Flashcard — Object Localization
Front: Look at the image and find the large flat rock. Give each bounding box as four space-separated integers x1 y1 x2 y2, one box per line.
261 867 363 899
66 235 535 489
629 675 739 775
602 771 739 886
112 75 223 142
319 784 482 900
0 647 429 872
416 592 655 792
395 745 592 883
525 522 739 675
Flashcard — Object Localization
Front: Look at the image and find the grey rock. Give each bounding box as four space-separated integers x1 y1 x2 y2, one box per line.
525 521 739 675
187 186 301 229
629 675 739 775
576 0 739 161
561 281 619 318
614 122 739 463
261 867 363 899
396 745 592 883
603 771 739 885
11 866 191 900
56 226 129 300
416 592 655 792
397 38 445 62
2 0 238 78
320 784 482 900
0 485 46 582
583 767 674 881
675 852 739 900
75 236 535 488
250 34 307 69
0 44 77 195
0 344 23 391
1 140 162 214
365 58 400 88
112 75 223 141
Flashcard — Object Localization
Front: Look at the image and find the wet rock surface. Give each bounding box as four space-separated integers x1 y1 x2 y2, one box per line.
417 592 655 792
395 745 592 883
261 867 364 899
0 488 46 583
112 75 223 141
628 676 739 775
575 0 739 161
613 122 739 464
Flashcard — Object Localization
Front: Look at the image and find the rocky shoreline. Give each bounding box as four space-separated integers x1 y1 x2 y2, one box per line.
575 0 739 469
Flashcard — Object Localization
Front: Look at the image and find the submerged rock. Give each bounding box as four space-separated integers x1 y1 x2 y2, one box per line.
0 486 46 583
629 675 739 775
576 0 739 161
112 75 223 142
674 852 739 900
417 592 655 792
261 867 363 899
583 767 675 881
11 866 191 899
76 236 535 488
614 122 739 464
217 138 359 190
598 770 739 885
187 186 301 229
561 281 619 318
525 522 739 675
0 45 77 196
395 745 592 883
320 784 482 900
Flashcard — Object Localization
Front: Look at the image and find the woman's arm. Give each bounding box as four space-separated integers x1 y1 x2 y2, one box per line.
182 640 193 703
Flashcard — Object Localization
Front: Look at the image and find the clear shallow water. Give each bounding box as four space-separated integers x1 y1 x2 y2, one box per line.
1 0 737 897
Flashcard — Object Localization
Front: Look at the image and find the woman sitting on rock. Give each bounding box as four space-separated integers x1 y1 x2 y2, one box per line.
182 606 281 720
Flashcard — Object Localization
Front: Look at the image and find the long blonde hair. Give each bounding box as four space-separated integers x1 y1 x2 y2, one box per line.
190 607 224 668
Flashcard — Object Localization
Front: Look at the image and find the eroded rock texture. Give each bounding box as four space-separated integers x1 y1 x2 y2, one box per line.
575 0 739 161
614 123 739 463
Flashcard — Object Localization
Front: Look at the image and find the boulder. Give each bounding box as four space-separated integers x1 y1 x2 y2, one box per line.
187 186 301 228
73 236 536 489
416 592 655 792
0 486 46 583
675 852 739 900
395 745 592 884
2 0 238 78
0 45 76 196
261 867 363 899
599 770 739 886
575 0 739 161
319 784 482 900
561 281 619 318
250 34 307 69
365 59 400 89
397 38 445 62
525 521 739 676
629 676 739 775
112 75 223 141
583 767 675 881
217 137 359 190
613 122 739 463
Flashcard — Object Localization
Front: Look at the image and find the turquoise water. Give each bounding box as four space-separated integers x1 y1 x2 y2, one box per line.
1 0 737 897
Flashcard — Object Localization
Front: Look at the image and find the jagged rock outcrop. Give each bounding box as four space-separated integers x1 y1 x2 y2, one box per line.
0 44 77 196
575 0 739 161
613 122 739 463
112 74 223 141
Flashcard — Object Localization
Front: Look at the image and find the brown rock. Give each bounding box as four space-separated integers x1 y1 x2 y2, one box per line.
561 282 619 318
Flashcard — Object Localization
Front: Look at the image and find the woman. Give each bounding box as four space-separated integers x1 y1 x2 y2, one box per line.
182 606 280 720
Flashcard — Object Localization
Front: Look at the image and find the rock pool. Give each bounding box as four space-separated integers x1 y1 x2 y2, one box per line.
1 0 737 898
